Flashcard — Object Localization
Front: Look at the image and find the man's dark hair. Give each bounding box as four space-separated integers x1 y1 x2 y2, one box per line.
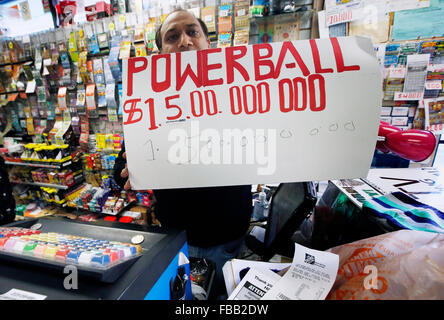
155 9 209 52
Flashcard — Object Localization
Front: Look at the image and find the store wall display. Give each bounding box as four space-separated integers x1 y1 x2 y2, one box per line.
319 1 444 133
0 0 316 217
319 1 444 168
376 40 444 132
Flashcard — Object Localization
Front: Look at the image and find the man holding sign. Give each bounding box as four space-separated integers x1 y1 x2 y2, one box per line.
115 7 382 299
114 9 253 298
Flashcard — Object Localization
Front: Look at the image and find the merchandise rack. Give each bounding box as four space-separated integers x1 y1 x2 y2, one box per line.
11 176 84 190
5 160 73 170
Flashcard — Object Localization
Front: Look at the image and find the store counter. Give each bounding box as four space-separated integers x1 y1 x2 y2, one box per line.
312 167 444 250
0 217 192 300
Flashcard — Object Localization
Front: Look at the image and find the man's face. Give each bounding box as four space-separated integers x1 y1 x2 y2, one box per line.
160 11 210 54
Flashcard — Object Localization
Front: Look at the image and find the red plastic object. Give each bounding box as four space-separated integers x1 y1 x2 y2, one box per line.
55 248 70 261
385 129 437 162
95 1 106 11
0 238 8 248
104 216 117 222
119 217 133 223
108 251 118 262
376 121 401 153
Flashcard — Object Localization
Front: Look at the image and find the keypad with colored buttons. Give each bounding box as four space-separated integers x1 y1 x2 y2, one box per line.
0 227 142 269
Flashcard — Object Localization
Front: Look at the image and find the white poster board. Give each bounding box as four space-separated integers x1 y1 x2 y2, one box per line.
122 36 382 190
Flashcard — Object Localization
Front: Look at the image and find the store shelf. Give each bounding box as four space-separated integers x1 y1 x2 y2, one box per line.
87 51 110 58
70 200 136 217
5 160 73 170
0 59 33 67
3 132 32 141
0 90 28 95
250 9 313 25
11 176 84 190
11 181 72 190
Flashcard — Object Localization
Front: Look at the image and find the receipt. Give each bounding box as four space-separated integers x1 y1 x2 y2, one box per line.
262 243 339 300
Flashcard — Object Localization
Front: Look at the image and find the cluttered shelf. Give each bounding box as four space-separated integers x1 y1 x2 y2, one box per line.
14 193 152 226
0 90 34 95
5 159 73 170
11 175 84 190
12 181 72 190
0 59 33 67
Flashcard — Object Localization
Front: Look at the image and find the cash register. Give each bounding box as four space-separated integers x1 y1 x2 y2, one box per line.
0 216 192 300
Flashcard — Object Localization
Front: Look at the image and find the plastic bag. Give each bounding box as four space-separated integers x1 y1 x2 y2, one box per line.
326 229 444 300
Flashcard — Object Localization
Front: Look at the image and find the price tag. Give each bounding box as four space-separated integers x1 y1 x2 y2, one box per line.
327 10 354 26
425 80 442 90
389 67 406 79
26 80 36 94
394 91 424 101
391 106 409 116
391 116 408 126
220 10 229 17
427 64 444 72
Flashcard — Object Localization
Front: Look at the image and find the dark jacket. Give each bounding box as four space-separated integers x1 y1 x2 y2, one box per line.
0 156 16 225
113 145 252 247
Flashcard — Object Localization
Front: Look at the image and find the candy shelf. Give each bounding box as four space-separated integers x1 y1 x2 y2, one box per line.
5 159 73 170
0 59 33 67
11 176 84 190
12 181 71 190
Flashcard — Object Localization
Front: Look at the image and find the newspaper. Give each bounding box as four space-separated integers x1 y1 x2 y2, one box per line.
227 268 281 300
223 259 291 297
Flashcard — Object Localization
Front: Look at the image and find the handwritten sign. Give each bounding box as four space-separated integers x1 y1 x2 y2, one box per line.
425 80 443 91
394 91 424 101
327 10 356 26
122 36 382 190
388 67 406 79
324 0 365 27
428 64 444 73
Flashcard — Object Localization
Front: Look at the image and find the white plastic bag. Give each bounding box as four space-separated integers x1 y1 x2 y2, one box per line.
326 229 444 300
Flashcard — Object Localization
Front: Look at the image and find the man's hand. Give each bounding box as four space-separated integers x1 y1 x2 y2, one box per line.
120 152 132 190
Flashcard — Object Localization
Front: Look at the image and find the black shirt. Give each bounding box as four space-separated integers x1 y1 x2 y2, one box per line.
113 146 252 247
0 156 16 226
